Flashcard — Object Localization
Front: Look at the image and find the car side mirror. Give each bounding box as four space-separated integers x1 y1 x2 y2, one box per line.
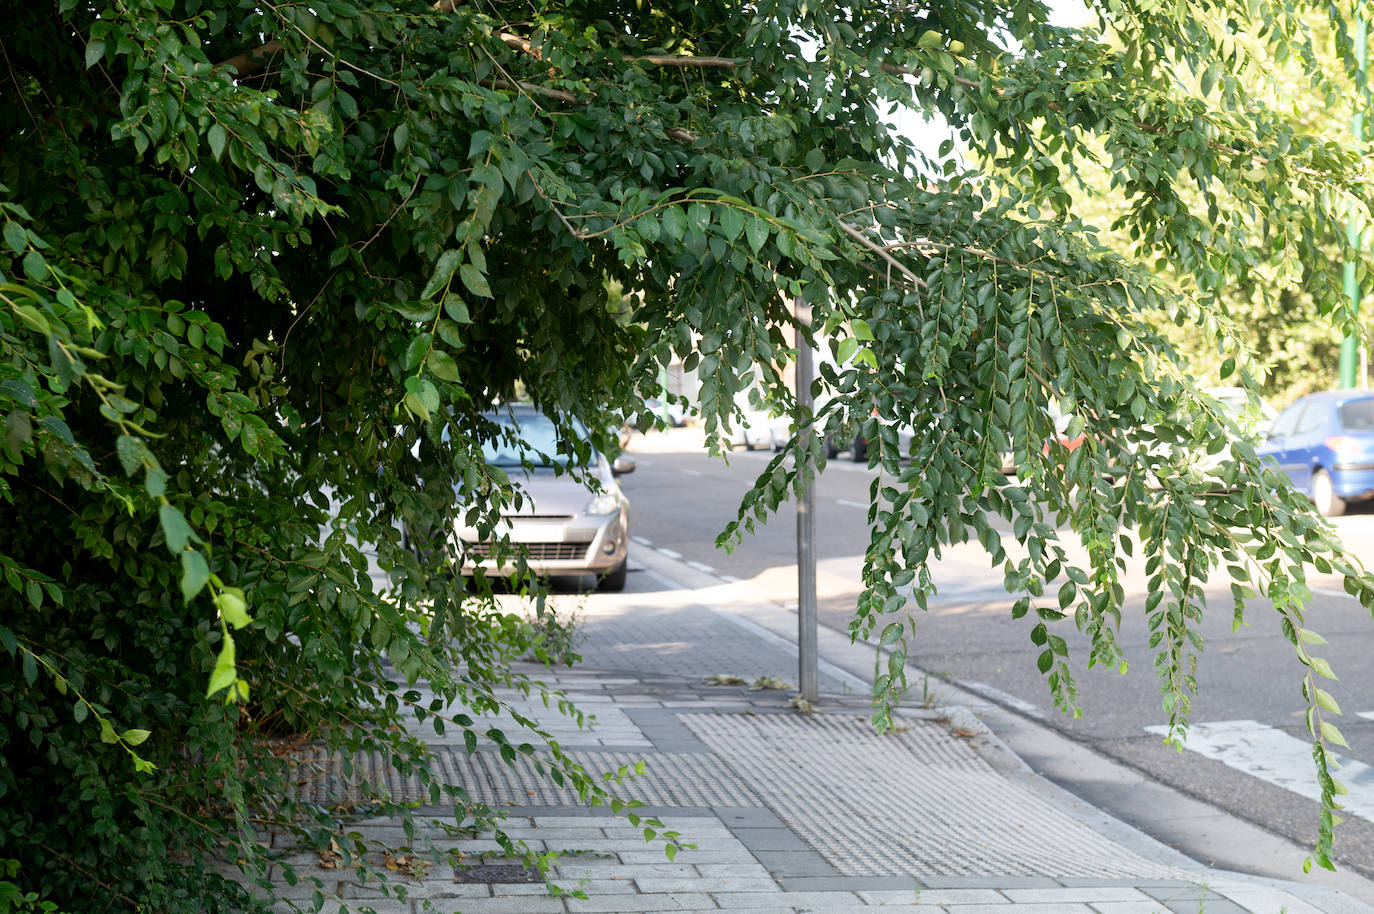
612 455 636 476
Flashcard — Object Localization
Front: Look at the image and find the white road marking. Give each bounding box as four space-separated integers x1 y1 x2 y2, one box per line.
1310 586 1355 600
1357 711 1374 722
1143 720 1374 823
657 548 683 560
631 535 653 547
720 575 740 584
836 499 868 510
686 560 715 574
957 680 1045 720
682 469 705 477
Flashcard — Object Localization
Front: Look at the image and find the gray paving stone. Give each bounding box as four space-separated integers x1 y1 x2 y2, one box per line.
1090 903 1174 914
712 890 861 909
918 876 1061 890
861 888 1005 905
620 849 746 864
634 877 778 893
713 807 789 829
779 876 918 893
1141 885 1249 914
482 883 553 895
694 863 773 879
730 828 814 852
547 878 639 895
747 850 840 877
929 906 1096 914
565 894 699 911
552 862 698 879
1211 886 1326 914
422 895 566 912
1003 887 1153 904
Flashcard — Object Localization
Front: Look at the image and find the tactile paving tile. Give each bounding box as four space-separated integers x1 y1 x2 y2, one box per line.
291 747 762 808
680 711 1192 880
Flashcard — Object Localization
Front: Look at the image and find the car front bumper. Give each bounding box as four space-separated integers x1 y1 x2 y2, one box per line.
459 508 629 577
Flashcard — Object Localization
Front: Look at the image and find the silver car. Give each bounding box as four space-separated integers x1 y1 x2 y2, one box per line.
459 406 634 591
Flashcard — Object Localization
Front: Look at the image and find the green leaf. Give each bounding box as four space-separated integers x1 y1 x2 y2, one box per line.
443 294 471 324
144 467 168 497
661 204 687 241
1309 656 1338 680
404 379 440 420
718 206 745 241
745 215 769 253
207 124 227 162
1314 688 1341 715
206 635 236 699
3 220 27 254
850 319 874 341
180 549 210 604
121 728 151 747
1320 720 1350 749
388 301 439 322
428 349 460 382
159 505 192 553
459 263 492 298
421 250 463 299
215 587 251 629
836 338 858 364
84 39 105 68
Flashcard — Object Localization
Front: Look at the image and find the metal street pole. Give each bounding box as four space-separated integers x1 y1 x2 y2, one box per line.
795 298 819 704
1343 14 1369 389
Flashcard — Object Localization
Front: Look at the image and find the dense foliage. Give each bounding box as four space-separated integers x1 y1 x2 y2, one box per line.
4 0 1374 908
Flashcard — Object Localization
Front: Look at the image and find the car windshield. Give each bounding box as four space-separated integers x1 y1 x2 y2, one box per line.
1338 398 1374 432
482 412 586 468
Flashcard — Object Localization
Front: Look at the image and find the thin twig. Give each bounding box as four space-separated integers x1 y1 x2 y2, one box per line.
837 221 928 291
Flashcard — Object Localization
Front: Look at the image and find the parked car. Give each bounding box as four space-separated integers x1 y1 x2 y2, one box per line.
447 405 635 590
1257 389 1374 516
1205 386 1277 438
642 396 688 427
729 390 778 451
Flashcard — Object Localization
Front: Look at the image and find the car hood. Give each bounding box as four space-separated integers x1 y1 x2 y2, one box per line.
491 467 613 517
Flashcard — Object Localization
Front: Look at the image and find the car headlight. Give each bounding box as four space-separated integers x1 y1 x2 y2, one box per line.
587 490 620 516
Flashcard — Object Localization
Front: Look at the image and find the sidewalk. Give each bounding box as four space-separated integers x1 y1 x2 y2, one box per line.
262 545 1374 914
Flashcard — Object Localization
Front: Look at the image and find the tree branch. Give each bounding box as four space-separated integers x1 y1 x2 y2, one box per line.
215 39 283 77
837 221 928 291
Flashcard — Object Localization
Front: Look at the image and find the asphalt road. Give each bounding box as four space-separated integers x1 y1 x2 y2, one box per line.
613 426 1374 880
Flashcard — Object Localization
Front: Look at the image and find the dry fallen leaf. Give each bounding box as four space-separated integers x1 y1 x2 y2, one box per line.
318 839 342 869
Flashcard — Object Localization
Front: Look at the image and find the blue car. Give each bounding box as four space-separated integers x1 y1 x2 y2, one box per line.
1258 389 1374 516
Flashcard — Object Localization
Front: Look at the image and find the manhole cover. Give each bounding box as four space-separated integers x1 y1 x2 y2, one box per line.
454 864 542 884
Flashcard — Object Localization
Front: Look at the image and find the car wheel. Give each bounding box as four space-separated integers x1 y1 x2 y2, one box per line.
825 436 839 459
1313 469 1347 517
851 438 867 462
598 558 628 592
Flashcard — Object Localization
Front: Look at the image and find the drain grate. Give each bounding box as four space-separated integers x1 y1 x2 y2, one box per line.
453 864 543 884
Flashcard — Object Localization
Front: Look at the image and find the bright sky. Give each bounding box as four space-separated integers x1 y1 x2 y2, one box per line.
887 0 1093 159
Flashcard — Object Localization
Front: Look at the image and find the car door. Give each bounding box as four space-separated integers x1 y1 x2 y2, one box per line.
1284 401 1330 493
1260 401 1306 485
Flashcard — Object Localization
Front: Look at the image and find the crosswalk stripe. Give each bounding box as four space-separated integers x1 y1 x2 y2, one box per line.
1144 720 1374 823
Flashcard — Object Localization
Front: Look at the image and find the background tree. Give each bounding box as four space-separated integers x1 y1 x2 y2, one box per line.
3 0 1374 909
1047 15 1362 403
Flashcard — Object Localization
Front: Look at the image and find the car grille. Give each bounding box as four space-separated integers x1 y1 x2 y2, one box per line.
465 541 592 562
